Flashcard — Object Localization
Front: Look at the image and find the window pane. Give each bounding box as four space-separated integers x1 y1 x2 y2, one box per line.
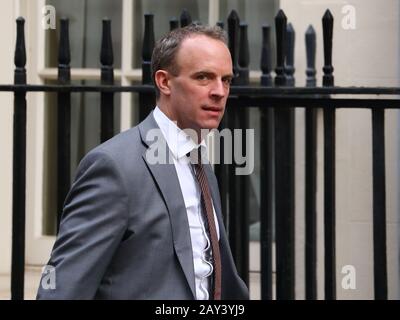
220 0 277 71
46 0 122 68
133 0 209 68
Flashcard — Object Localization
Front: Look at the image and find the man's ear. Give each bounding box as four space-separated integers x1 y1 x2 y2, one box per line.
154 70 171 96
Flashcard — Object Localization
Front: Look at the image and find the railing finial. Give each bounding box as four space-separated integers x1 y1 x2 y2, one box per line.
305 25 316 87
237 22 249 85
260 24 272 87
227 10 240 82
285 23 295 86
100 18 114 67
58 18 70 75
14 17 26 84
322 9 334 86
142 13 155 85
180 9 192 27
170 17 179 31
274 9 287 86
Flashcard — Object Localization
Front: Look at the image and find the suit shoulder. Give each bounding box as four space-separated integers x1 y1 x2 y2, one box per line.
90 126 142 156
76 125 144 175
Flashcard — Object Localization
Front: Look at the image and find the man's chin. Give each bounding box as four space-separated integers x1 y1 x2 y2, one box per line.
201 119 222 130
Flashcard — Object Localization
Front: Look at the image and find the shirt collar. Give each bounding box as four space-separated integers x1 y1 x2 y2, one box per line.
153 106 207 160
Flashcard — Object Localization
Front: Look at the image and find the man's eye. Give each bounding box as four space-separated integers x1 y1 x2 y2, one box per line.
196 74 208 81
223 78 232 85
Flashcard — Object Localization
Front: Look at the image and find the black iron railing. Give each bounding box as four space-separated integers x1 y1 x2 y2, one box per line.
2 8 392 300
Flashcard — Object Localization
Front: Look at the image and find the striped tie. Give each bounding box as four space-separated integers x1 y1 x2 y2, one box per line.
192 149 222 300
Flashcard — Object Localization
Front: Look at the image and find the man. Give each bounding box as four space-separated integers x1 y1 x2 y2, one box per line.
37 24 248 300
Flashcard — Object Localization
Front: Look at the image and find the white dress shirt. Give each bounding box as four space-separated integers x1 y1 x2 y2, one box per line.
153 106 220 300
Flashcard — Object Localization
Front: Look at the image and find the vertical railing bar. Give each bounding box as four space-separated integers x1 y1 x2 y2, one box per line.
305 24 317 300
226 9 240 242
371 107 388 299
11 17 27 301
100 18 115 143
213 21 224 222
274 9 295 300
57 18 71 231
227 9 249 284
139 13 155 121
236 21 250 286
322 9 336 300
260 24 274 300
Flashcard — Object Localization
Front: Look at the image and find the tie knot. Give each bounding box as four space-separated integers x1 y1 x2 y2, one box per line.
187 147 203 166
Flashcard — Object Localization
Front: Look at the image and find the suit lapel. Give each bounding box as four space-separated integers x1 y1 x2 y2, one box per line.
139 113 196 299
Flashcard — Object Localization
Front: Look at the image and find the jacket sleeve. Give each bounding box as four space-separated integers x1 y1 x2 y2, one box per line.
36 150 129 299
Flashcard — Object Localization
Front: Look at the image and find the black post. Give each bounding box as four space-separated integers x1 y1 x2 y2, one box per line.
57 18 71 231
226 10 249 284
214 15 227 226
234 21 250 286
260 24 274 300
305 24 317 300
11 17 27 301
100 18 115 143
322 9 336 300
139 13 155 121
180 9 192 27
274 9 295 300
371 107 388 299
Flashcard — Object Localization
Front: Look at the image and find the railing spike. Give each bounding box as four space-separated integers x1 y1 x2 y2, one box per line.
260 24 272 87
322 9 334 86
305 25 316 87
58 18 70 68
227 10 240 82
142 13 155 85
180 9 192 27
275 9 287 86
285 22 295 86
239 23 249 68
237 22 249 85
100 18 114 66
14 17 26 81
169 17 179 31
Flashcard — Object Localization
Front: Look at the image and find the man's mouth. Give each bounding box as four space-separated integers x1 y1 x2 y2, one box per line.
202 106 223 113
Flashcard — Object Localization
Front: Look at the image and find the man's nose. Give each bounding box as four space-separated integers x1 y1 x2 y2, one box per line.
210 79 227 98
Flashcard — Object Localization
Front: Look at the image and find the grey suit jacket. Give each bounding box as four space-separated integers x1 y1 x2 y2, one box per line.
37 112 249 300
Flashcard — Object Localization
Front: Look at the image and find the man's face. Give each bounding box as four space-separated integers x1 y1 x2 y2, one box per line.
164 35 233 138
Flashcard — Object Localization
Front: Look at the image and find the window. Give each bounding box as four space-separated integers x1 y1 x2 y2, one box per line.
39 0 276 236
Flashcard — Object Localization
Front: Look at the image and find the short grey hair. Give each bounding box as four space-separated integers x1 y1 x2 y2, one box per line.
151 24 228 99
